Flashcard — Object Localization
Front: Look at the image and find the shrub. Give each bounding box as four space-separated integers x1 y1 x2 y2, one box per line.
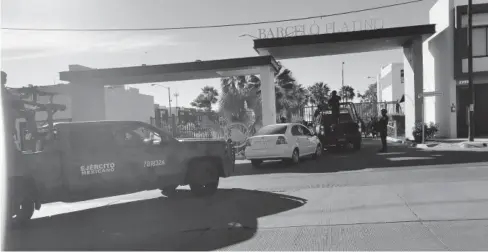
412 122 439 143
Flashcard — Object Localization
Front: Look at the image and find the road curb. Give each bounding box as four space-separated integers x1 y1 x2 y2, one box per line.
459 142 488 149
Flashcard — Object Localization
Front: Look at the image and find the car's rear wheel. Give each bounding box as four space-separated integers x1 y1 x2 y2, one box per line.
188 159 220 197
286 148 300 165
251 159 263 168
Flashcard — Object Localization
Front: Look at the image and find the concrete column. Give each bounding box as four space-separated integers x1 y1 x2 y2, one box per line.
260 65 277 126
403 38 424 140
70 82 106 121
423 0 456 138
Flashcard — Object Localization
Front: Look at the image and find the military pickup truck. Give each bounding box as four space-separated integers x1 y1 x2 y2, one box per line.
314 102 362 150
7 121 235 225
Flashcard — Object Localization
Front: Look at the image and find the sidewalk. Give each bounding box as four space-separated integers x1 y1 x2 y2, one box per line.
387 136 488 150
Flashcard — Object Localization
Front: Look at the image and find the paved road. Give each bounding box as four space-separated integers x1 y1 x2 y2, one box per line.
4 139 488 250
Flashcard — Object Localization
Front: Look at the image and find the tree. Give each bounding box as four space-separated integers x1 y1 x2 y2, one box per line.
358 83 377 103
357 83 379 120
273 65 310 121
219 76 249 122
218 62 309 124
190 86 219 111
307 82 330 105
340 85 356 102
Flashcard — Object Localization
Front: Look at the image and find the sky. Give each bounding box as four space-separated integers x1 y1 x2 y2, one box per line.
0 0 444 108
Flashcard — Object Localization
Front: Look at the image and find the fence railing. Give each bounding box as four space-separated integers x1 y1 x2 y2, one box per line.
297 102 403 123
149 101 405 140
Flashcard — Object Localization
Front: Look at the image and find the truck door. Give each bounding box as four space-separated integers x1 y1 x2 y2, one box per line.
64 124 121 197
112 123 176 189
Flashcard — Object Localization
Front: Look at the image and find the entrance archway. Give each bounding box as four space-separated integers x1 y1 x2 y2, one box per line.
253 24 436 139
59 56 280 126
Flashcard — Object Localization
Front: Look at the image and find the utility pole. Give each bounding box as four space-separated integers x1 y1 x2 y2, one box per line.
167 87 172 117
468 0 475 141
341 61 345 101
151 84 172 119
173 92 179 114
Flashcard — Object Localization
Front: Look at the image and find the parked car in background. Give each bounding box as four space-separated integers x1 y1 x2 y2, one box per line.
244 123 322 168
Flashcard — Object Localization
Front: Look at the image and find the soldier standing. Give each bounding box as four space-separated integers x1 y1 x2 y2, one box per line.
378 109 389 153
328 90 341 124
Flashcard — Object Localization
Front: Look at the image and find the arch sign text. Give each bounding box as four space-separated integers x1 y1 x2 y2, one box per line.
256 18 385 39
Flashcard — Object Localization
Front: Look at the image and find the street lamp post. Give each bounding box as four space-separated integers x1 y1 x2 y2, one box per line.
151 84 172 117
341 62 345 90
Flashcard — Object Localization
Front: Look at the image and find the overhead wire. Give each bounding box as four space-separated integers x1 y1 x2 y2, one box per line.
1 0 424 32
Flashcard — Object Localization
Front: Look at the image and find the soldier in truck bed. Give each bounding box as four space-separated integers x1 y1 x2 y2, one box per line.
328 91 341 124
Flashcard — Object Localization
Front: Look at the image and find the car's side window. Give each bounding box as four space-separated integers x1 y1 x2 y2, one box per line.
291 125 302 136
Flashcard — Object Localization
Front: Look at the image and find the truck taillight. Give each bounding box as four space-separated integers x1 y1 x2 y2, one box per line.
276 136 287 145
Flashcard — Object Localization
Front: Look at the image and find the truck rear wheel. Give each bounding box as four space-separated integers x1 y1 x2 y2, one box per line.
188 159 220 197
251 159 263 168
353 139 362 150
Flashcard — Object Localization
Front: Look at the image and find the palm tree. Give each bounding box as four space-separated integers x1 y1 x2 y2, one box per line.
190 86 219 111
219 62 309 124
219 76 248 122
308 82 331 105
340 85 356 103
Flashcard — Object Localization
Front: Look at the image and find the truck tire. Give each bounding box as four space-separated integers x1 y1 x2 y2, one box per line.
251 160 263 168
9 195 35 227
353 139 362 150
188 159 220 197
161 186 178 197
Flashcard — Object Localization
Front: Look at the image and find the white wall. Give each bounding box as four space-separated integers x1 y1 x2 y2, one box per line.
391 63 404 101
105 86 155 123
25 84 155 124
381 85 393 102
379 63 404 102
423 0 457 138
379 64 393 102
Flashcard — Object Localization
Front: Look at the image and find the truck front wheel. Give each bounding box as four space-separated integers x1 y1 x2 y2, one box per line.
161 186 178 197
188 159 220 197
9 196 35 226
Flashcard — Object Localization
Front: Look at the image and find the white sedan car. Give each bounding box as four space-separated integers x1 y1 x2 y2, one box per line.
244 123 322 167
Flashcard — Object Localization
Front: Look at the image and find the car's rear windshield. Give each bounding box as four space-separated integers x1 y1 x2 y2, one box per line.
255 125 288 136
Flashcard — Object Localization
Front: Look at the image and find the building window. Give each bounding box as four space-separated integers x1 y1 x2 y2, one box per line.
400 69 404 84
473 27 488 57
